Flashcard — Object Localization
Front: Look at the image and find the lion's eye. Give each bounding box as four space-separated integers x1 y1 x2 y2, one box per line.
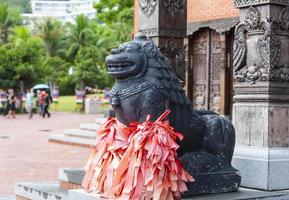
125 47 133 52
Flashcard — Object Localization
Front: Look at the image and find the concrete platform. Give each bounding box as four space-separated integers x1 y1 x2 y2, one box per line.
13 180 289 200
186 188 289 200
63 129 96 139
15 182 67 200
68 188 289 200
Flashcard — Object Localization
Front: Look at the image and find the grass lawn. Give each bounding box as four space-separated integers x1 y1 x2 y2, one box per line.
50 95 111 113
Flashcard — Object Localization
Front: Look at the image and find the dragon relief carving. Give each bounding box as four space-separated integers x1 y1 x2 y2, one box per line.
233 6 284 83
278 6 289 31
139 0 157 17
162 0 186 16
159 38 187 83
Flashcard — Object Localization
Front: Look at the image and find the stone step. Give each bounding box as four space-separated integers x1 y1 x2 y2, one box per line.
63 129 96 139
48 134 94 148
15 182 67 200
58 168 85 189
0 196 15 200
79 123 100 132
95 118 106 125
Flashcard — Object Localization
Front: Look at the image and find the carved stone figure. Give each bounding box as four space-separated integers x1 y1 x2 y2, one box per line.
105 34 240 196
139 0 157 17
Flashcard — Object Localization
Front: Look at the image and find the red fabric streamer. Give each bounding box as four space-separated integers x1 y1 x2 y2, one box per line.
82 110 194 200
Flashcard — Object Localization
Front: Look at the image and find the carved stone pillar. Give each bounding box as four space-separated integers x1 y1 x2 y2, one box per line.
138 0 187 83
219 33 228 116
232 0 289 190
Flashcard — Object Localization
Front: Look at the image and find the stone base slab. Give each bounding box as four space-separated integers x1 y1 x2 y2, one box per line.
184 170 241 196
68 188 289 200
232 146 289 190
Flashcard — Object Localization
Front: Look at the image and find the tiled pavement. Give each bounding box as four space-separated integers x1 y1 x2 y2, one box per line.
0 112 96 196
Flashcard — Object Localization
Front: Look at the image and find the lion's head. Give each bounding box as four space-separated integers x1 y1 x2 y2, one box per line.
105 34 147 79
106 34 191 106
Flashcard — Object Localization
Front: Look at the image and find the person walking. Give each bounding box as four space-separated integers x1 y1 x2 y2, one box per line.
7 93 16 119
25 89 33 119
42 91 51 118
38 90 45 115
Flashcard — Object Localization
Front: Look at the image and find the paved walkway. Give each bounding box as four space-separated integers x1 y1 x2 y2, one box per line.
0 112 97 195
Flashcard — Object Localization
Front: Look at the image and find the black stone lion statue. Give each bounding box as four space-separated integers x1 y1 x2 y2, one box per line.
105 34 241 196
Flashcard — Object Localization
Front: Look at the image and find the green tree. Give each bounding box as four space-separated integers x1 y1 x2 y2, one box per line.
94 0 133 25
66 15 93 61
94 0 133 46
42 56 67 88
0 2 20 44
73 45 111 89
10 26 31 46
0 33 44 90
38 18 65 59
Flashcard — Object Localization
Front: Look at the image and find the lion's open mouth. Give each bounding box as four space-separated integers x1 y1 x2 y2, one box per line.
107 61 135 72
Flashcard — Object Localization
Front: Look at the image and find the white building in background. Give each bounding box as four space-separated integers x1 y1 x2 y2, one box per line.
22 0 97 24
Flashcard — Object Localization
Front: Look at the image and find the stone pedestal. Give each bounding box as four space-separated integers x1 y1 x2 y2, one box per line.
85 99 101 114
232 0 289 190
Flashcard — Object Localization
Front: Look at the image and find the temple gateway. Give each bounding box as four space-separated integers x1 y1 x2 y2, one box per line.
134 0 289 192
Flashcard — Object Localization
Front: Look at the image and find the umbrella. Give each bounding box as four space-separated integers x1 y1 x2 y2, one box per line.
32 84 50 91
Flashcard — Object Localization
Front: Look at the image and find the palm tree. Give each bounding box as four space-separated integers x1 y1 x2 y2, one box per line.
0 2 20 44
66 15 93 61
38 18 65 59
9 26 30 46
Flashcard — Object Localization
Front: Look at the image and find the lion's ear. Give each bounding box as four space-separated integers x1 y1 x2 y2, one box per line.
141 42 157 58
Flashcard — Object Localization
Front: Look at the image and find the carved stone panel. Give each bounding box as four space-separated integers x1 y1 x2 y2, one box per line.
244 6 260 30
192 30 208 110
191 29 222 113
210 31 221 113
233 6 288 84
162 0 186 16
